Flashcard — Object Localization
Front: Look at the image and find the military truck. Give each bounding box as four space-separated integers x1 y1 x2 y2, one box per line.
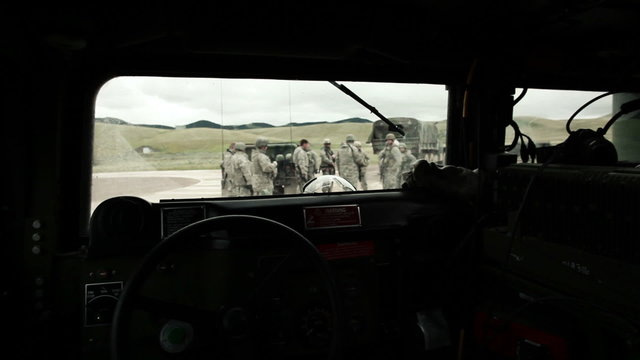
245 142 298 194
368 117 442 160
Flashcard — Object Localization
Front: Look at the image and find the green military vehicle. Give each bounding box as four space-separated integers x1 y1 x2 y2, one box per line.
245 142 299 195
368 117 442 161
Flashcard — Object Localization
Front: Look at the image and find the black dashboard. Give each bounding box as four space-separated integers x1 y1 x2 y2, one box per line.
82 190 472 359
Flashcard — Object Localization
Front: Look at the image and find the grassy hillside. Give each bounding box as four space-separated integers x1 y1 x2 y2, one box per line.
93 122 375 172
510 115 611 145
93 116 610 172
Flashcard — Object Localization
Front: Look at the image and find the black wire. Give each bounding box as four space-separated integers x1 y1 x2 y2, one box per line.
601 108 628 135
519 134 528 162
54 246 88 257
505 150 557 265
448 212 495 269
505 89 527 152
513 88 528 106
505 120 521 152
566 91 619 134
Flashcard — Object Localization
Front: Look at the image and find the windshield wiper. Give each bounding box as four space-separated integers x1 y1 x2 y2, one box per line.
329 80 405 136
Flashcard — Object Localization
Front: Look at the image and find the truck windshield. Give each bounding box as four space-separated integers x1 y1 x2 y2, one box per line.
91 77 448 212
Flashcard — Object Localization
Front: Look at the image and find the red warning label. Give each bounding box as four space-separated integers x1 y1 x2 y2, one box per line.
316 241 375 260
303 205 361 229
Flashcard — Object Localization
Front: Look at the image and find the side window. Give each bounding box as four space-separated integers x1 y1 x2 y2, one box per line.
508 88 613 159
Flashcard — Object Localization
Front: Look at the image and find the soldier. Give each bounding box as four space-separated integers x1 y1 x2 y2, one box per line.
228 142 252 197
284 153 296 178
293 139 313 191
273 154 286 195
319 138 336 175
251 137 278 196
283 153 297 194
336 134 365 189
354 141 369 190
398 142 417 185
220 142 235 196
310 150 321 175
379 133 402 189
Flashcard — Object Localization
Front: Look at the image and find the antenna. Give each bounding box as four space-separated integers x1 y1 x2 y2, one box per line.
220 79 224 154
288 81 293 143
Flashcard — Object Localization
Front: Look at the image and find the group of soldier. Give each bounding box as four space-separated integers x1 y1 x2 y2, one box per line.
295 135 370 191
221 137 279 197
378 133 417 189
221 133 418 197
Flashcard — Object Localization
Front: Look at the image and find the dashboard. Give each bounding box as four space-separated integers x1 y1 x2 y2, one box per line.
82 190 470 359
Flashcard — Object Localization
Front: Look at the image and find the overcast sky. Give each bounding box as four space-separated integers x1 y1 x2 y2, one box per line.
95 77 613 127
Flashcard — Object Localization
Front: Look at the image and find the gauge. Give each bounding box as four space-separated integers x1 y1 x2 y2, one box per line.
301 307 332 347
159 319 194 354
84 282 123 326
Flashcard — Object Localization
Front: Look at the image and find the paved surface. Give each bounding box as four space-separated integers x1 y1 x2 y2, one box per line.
91 168 384 213
91 170 222 212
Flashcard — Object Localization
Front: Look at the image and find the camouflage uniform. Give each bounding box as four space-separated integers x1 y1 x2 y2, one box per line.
283 153 298 194
354 141 369 190
229 144 252 197
336 135 365 189
379 134 402 189
251 139 278 196
309 150 321 174
399 143 417 186
273 154 286 195
293 145 312 191
319 139 336 175
221 147 235 196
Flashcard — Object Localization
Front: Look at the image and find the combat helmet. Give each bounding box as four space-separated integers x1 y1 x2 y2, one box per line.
235 142 246 151
345 134 355 142
323 138 331 145
398 142 406 149
255 137 269 148
385 133 396 140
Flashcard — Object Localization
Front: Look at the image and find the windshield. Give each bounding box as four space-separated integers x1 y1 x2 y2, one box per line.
91 77 448 212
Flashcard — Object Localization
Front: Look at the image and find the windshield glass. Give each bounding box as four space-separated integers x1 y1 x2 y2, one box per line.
91 77 447 211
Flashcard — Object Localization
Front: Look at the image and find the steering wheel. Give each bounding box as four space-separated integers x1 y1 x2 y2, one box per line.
111 215 343 360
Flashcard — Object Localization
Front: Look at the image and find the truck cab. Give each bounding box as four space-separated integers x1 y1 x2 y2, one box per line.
2 2 640 360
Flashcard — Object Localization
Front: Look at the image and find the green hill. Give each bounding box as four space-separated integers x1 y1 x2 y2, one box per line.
92 115 610 172
511 115 611 145
182 117 372 129
93 121 374 172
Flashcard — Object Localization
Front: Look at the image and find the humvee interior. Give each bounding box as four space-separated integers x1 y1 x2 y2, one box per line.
3 2 640 360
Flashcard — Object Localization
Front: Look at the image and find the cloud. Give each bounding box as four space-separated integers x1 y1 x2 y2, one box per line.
95 77 614 128
514 89 612 119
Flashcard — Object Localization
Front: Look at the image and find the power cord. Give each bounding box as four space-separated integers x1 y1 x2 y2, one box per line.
505 151 557 266
513 88 528 106
601 97 640 134
506 88 537 163
565 91 619 134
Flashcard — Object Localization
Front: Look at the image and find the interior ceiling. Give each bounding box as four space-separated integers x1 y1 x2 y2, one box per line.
4 0 640 89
